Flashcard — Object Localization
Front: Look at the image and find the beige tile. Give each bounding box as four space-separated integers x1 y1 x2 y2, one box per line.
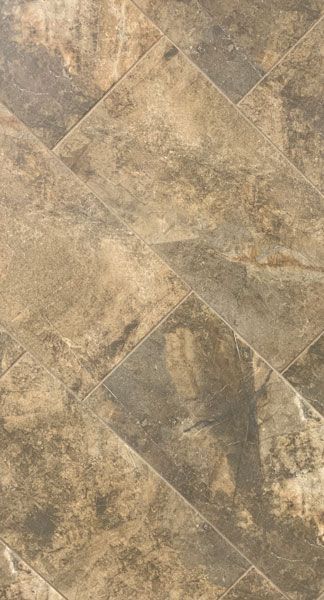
0 103 187 396
56 38 324 371
0 0 160 146
0 328 24 377
0 353 248 599
241 18 324 192
221 568 285 599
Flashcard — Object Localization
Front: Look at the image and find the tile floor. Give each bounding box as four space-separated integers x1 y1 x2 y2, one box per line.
0 2 323 599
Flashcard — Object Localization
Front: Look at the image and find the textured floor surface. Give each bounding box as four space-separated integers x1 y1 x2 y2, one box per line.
0 2 323 599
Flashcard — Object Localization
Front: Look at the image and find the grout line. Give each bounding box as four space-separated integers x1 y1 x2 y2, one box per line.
81 290 192 403
237 13 324 106
0 351 26 381
129 0 324 200
217 566 254 599
52 35 163 152
0 537 68 600
282 327 324 374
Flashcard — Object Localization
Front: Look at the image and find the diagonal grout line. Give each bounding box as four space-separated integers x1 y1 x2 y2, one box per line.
0 351 26 381
52 34 163 152
81 290 192 403
216 566 254 599
0 537 68 600
237 13 324 106
282 327 324 374
128 0 324 200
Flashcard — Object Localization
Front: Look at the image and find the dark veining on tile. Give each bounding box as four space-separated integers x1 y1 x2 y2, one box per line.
284 333 324 416
0 102 187 396
241 18 324 192
0 328 24 377
88 294 324 599
0 353 248 599
0 540 64 599
221 568 286 599
133 0 263 101
0 0 160 147
56 38 324 371
200 0 323 73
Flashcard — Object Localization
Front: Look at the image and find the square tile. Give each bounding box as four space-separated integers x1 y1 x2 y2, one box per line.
56 38 324 371
0 353 248 599
88 294 324 599
0 0 160 146
0 103 187 396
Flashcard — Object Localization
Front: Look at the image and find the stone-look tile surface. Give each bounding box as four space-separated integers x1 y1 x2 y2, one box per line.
284 333 324 416
0 328 24 377
241 18 324 192
200 0 324 74
0 103 187 396
133 0 323 101
0 353 249 599
0 541 64 600
0 0 160 147
88 294 324 600
57 38 324 371
221 568 285 599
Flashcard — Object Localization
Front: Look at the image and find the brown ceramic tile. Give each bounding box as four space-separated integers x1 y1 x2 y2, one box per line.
200 0 323 73
87 294 324 599
0 352 249 599
133 0 323 101
56 38 324 371
284 332 324 416
221 568 285 599
133 0 263 101
0 540 64 599
241 18 324 192
0 328 24 377
0 0 160 147
0 102 187 396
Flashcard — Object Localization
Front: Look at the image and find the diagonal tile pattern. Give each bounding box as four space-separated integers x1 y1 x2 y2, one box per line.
0 1 323 599
56 37 324 371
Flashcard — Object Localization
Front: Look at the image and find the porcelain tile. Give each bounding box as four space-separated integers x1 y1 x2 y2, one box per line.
221 568 285 599
0 353 248 599
88 294 324 599
241 18 324 192
200 0 323 73
0 103 187 396
56 38 324 371
0 328 24 377
0 0 160 147
284 333 324 416
0 541 64 600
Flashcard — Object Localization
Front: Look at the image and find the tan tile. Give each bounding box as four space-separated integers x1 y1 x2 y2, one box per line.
0 328 24 377
0 541 64 600
88 294 324 599
200 0 323 72
284 332 324 416
0 353 248 599
221 568 285 599
56 38 324 371
241 18 324 192
0 0 160 146
0 103 187 396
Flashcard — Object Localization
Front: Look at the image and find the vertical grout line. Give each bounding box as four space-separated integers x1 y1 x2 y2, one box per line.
237 13 324 106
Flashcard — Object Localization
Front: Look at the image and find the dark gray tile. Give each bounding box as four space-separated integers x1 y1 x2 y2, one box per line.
87 294 324 600
56 38 324 371
284 332 324 416
0 0 160 146
0 352 248 599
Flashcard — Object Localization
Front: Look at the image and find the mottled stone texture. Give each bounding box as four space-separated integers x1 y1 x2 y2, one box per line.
241 18 324 192
56 38 324 372
0 0 160 146
88 294 324 599
221 568 286 599
0 353 248 599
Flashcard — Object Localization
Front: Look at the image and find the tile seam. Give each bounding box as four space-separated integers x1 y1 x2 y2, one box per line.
216 566 254 599
282 327 324 374
0 351 26 381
